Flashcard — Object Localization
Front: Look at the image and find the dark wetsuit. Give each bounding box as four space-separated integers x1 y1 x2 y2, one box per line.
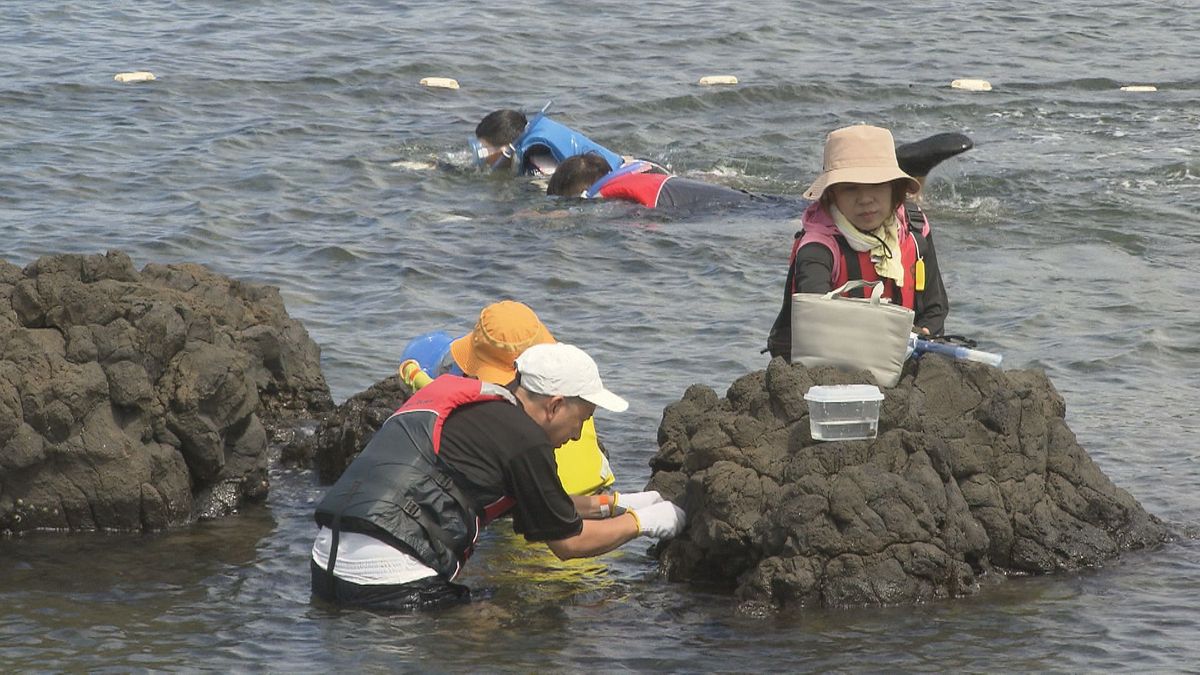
598 171 754 210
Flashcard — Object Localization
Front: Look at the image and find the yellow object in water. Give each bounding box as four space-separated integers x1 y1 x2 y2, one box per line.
397 360 615 496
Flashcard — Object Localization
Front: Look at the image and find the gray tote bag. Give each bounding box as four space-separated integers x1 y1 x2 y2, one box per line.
790 280 915 387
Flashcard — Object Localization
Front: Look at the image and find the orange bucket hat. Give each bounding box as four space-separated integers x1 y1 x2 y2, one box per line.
449 300 555 384
803 125 921 201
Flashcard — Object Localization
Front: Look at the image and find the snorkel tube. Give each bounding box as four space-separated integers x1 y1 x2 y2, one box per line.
398 359 434 390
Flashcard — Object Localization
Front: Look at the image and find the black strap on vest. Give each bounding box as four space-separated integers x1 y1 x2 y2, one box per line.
402 497 460 558
834 237 903 306
392 412 480 567
324 479 363 576
433 467 481 559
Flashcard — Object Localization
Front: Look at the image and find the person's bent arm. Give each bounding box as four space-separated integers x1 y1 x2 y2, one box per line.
546 499 685 560
794 244 836 294
914 233 949 336
545 513 639 560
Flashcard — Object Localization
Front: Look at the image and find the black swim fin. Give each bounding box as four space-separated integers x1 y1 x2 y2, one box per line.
895 132 973 178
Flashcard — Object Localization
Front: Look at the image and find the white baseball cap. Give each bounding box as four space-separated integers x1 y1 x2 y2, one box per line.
515 343 629 412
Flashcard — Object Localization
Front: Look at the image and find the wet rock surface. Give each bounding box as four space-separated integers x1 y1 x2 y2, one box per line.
282 373 412 484
646 356 1170 610
0 252 332 534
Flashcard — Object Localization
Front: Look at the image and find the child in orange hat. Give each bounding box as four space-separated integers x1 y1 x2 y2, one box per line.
399 301 646 511
448 300 554 383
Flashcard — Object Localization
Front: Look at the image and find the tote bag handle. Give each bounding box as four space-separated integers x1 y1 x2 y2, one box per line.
823 280 885 304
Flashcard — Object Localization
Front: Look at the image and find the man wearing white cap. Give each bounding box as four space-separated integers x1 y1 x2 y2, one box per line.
311 342 686 610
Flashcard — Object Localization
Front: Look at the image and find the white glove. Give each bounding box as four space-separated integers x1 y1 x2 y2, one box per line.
632 500 686 539
615 490 663 511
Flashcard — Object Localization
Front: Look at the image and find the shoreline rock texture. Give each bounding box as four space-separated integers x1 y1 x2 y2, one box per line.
281 374 412 484
646 356 1170 611
2 248 1173 620
0 252 332 535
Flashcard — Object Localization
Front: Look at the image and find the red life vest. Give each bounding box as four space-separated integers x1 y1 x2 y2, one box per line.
786 201 926 310
397 375 518 523
597 171 671 208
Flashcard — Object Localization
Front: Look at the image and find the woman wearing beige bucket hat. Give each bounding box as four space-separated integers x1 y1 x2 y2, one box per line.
766 124 950 360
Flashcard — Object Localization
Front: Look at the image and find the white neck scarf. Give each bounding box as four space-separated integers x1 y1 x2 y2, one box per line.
830 204 904 286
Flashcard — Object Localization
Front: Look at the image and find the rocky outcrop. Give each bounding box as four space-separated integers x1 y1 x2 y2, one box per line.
282 374 412 484
0 252 332 535
647 356 1170 611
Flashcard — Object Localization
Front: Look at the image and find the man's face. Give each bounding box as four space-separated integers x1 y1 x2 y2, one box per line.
541 396 597 448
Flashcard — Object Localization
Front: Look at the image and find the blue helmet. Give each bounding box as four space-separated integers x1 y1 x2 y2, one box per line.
400 330 459 376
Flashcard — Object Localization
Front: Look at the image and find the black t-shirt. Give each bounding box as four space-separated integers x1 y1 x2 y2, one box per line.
437 399 582 542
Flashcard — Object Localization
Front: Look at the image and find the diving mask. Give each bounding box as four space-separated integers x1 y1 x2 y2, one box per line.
467 136 514 171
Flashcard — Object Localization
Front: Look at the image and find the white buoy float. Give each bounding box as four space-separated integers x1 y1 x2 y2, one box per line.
1119 85 1157 92
698 75 739 86
420 77 460 90
114 71 156 83
951 78 992 92
389 160 437 171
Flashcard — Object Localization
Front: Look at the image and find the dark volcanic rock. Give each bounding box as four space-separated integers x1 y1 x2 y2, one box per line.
0 252 333 534
647 356 1170 611
283 374 412 484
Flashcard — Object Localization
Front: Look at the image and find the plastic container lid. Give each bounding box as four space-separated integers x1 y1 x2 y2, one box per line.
803 384 884 403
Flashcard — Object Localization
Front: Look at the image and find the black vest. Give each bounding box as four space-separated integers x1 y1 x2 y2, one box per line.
314 406 482 580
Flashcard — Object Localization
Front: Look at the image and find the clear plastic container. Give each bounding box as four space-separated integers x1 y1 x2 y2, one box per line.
804 384 885 441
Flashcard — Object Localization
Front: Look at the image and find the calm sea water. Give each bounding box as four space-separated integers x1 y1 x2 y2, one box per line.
2 0 1198 671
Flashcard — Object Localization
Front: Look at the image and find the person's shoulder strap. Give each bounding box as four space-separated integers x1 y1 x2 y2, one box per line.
834 236 863 290
902 200 931 238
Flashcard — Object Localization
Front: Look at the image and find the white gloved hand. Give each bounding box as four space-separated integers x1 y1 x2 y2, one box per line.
631 500 686 539
615 490 663 511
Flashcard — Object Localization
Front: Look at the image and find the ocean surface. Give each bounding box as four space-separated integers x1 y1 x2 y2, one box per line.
2 0 1198 671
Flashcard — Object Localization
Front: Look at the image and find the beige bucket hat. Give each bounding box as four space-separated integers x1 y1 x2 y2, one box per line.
803 125 921 201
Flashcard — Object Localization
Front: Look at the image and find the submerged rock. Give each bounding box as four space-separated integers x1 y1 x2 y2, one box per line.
647 356 1170 610
0 252 332 535
285 373 412 484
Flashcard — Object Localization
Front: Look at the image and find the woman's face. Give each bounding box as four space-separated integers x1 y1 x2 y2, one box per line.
830 182 894 232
